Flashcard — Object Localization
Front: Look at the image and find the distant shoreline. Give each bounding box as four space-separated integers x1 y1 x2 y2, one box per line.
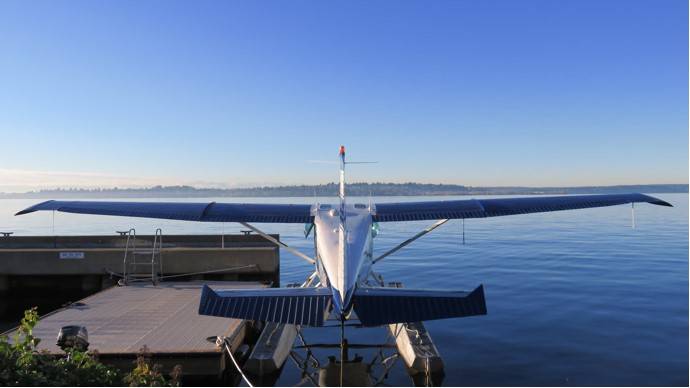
0 183 686 199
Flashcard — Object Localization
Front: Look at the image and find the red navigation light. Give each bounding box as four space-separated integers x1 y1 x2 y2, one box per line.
339 145 345 155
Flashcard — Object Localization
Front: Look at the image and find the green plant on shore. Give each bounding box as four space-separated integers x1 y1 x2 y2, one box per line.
124 346 182 387
0 308 182 386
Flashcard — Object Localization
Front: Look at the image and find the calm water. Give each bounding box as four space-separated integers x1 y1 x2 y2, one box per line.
0 194 687 386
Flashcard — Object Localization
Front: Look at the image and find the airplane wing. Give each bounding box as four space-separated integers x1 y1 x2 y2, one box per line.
373 193 671 222
15 194 672 223
15 200 313 223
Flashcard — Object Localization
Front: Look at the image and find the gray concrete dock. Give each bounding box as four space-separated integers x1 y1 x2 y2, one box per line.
0 233 280 321
0 234 279 281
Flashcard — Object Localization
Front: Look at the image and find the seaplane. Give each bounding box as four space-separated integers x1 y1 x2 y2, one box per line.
16 146 672 384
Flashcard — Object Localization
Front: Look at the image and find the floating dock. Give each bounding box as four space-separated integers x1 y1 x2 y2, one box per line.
4 281 264 383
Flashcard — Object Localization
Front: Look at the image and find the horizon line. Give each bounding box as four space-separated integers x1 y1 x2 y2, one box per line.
1 182 687 195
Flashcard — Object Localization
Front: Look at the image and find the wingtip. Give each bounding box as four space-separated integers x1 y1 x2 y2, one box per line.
14 200 56 216
636 194 673 208
646 195 673 207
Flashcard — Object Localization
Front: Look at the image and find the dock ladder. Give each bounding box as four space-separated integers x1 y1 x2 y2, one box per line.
122 228 163 285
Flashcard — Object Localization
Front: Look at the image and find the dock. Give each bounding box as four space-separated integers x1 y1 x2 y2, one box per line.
0 232 281 383
0 233 279 321
5 281 264 383
0 234 279 281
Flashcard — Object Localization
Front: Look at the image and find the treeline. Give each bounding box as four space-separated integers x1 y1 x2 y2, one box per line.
1 183 686 199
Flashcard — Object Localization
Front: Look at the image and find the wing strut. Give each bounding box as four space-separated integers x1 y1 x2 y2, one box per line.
372 219 450 264
631 203 635 228
238 222 315 265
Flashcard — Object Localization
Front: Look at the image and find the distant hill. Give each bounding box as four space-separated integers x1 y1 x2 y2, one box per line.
0 183 686 199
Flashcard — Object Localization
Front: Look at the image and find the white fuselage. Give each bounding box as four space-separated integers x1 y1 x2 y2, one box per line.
312 202 374 316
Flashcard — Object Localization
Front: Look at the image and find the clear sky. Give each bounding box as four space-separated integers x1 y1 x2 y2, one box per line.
0 0 687 192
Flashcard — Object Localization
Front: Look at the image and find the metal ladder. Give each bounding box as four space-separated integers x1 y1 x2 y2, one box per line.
122 228 163 285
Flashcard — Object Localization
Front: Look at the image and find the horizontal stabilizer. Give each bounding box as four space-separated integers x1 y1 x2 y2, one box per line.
198 285 332 326
353 285 487 326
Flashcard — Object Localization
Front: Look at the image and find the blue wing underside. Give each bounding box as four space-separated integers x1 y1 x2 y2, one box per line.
373 193 671 222
16 200 313 223
16 193 671 223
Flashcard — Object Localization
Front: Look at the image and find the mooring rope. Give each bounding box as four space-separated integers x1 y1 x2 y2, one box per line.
105 264 259 282
220 337 254 387
158 265 258 280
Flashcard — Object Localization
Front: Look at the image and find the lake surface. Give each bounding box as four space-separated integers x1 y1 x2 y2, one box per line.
0 194 687 386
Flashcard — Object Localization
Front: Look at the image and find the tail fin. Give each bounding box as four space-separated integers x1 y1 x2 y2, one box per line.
353 285 487 326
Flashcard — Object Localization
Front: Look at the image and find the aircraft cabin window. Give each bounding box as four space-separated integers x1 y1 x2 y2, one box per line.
354 203 366 209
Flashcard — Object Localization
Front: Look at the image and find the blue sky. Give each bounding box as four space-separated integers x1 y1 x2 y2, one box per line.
0 0 687 192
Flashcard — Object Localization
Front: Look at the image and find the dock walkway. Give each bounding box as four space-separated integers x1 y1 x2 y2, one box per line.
7 281 265 380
